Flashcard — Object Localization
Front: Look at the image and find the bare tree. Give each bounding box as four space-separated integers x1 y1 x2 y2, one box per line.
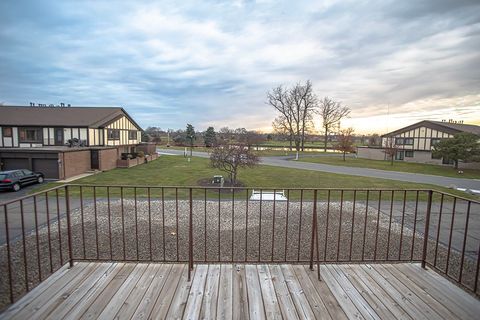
210 143 259 185
383 137 398 165
368 133 380 146
272 116 293 150
319 97 350 152
267 81 317 159
335 128 356 161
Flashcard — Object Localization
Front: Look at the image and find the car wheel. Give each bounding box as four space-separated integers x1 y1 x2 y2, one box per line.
38 176 44 184
12 183 21 192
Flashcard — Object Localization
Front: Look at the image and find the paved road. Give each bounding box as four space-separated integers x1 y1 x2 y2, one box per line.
157 148 480 190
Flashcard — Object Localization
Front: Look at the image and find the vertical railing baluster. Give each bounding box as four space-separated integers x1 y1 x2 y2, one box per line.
459 201 472 283
134 187 139 260
218 188 221 261
349 190 356 261
284 189 290 261
421 190 433 269
310 190 318 269
148 187 152 261
361 190 369 261
259 189 263 262
4 205 14 303
176 187 179 261
20 199 29 291
297 189 303 262
398 190 407 261
336 190 344 261
434 193 444 267
107 186 112 260
188 188 193 281
386 190 394 260
474 241 480 293
45 192 53 273
33 195 42 280
245 188 249 262
445 197 457 274
374 190 381 260
162 187 166 261
80 186 86 259
410 191 419 261
271 189 276 262
323 190 331 262
65 186 74 267
121 187 126 260
56 189 63 265
94 186 99 259
232 188 235 262
204 188 207 262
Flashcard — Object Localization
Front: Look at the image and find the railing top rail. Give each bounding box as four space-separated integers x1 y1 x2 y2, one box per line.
0 184 67 206
65 183 433 192
433 190 480 205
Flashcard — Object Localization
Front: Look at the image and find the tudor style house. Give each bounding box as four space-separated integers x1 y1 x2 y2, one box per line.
0 105 154 179
357 120 480 169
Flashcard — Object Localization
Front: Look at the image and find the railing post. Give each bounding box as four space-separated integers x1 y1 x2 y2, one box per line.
65 185 74 268
310 190 318 270
188 188 193 281
421 190 433 269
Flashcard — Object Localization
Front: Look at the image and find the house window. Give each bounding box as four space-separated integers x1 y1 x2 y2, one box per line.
405 151 414 157
431 138 441 146
107 129 120 140
128 130 137 140
395 151 404 160
2 127 12 137
395 137 413 145
19 127 42 142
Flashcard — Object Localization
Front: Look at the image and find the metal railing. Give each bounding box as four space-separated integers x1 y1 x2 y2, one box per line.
0 185 479 310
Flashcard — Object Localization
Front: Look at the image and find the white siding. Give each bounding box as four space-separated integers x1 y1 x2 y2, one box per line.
43 128 49 145
49 128 54 145
12 127 18 147
105 115 141 146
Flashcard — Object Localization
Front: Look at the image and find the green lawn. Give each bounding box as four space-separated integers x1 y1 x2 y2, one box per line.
298 156 480 179
32 155 478 201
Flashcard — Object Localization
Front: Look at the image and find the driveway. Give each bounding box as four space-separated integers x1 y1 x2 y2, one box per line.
0 182 49 203
157 148 480 190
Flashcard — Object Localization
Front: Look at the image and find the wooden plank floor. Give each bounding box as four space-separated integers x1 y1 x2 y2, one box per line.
2 263 479 319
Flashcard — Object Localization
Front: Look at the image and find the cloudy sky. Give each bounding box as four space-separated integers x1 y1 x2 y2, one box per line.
1 0 479 134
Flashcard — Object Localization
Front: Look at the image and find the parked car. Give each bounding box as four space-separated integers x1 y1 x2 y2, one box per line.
0 169 45 192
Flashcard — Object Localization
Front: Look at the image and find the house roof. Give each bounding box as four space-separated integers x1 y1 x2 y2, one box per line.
382 120 480 137
0 106 142 130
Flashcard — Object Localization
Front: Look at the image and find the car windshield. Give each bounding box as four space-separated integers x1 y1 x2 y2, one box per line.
22 169 32 175
0 174 7 180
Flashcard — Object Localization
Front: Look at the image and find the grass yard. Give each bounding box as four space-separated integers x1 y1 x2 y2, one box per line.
299 156 480 179
158 145 335 157
31 155 477 201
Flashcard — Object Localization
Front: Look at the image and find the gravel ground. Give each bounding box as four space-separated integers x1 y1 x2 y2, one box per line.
0 199 477 310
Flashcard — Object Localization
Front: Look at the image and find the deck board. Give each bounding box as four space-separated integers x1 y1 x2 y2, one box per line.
2 262 479 320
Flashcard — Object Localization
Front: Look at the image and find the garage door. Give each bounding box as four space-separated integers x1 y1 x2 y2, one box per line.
2 158 30 171
33 159 59 179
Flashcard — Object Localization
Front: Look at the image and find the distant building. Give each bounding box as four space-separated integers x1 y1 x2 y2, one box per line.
357 120 480 169
0 105 150 179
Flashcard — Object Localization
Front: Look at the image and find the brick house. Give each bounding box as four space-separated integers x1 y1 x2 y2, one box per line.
0 105 153 179
357 120 480 169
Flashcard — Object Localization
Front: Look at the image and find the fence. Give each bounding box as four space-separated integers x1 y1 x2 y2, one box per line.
0 185 479 310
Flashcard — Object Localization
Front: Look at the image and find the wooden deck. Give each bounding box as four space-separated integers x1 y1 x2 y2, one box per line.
1 262 479 320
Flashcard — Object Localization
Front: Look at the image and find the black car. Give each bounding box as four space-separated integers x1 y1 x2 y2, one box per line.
0 169 45 192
